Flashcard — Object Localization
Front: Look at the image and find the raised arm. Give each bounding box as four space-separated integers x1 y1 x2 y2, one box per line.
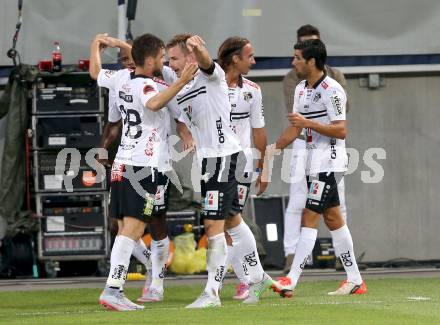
186 35 213 70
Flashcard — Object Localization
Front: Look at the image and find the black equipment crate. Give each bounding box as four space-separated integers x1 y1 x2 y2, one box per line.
32 73 103 114
32 114 103 150
33 150 107 192
36 192 109 259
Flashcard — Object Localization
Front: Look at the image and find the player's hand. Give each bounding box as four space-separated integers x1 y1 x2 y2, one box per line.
179 62 198 83
183 137 196 153
288 112 309 128
186 35 206 53
92 33 109 50
101 36 122 48
255 173 268 196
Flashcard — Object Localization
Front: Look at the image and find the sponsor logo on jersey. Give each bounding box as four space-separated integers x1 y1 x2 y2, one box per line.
104 70 116 78
243 92 253 102
321 81 329 89
145 128 158 157
216 118 225 143
330 94 343 115
313 92 321 103
183 106 192 122
119 91 133 103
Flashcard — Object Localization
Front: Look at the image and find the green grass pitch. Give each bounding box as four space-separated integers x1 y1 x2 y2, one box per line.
0 278 439 324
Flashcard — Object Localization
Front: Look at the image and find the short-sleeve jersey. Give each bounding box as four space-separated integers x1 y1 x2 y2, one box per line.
293 74 348 175
98 69 173 171
174 62 242 161
228 76 265 172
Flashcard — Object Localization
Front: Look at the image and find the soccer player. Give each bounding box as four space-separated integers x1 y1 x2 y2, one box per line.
90 33 197 311
282 24 350 274
216 36 268 300
166 34 277 308
269 39 366 297
92 34 193 304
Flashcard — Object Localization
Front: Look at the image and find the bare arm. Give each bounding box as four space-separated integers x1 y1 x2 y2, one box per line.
186 35 213 70
275 125 302 150
176 121 195 151
252 127 267 170
252 127 268 195
89 34 132 80
145 63 198 112
89 33 107 80
288 113 346 140
100 121 122 150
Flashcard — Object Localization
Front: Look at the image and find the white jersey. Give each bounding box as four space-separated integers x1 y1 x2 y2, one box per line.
293 75 348 175
98 68 175 170
174 62 242 160
228 76 265 172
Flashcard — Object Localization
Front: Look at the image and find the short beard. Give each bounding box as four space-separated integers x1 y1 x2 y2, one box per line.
152 69 162 77
295 70 306 80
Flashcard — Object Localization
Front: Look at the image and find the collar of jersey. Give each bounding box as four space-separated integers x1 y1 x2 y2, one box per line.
130 72 153 80
304 73 327 89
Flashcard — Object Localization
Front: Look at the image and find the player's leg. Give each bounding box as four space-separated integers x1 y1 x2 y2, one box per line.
138 173 170 302
99 164 157 311
323 175 365 295
283 139 307 273
186 157 227 308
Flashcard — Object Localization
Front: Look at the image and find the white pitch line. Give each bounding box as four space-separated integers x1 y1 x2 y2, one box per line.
7 298 435 318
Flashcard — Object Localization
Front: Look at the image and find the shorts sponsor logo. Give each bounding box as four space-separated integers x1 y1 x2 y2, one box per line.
330 138 337 159
244 251 258 266
340 250 353 267
154 185 165 205
238 185 248 206
308 180 325 201
330 94 343 115
111 163 125 182
204 191 219 211
143 194 155 216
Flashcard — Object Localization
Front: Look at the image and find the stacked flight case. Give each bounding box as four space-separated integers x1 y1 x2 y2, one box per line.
30 72 109 277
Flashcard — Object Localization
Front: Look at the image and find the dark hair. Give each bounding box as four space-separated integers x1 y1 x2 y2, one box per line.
217 36 250 70
296 24 320 41
166 33 193 54
131 33 164 66
294 39 327 71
